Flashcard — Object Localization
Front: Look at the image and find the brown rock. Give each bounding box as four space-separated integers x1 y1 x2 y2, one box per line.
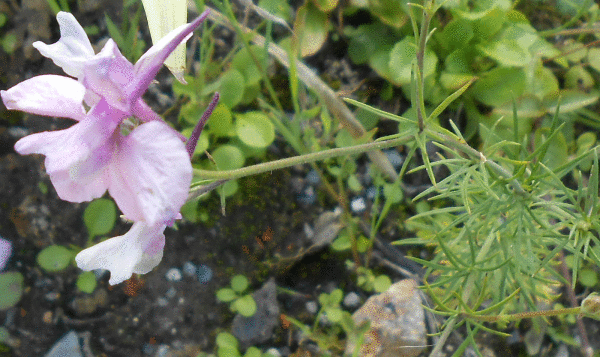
345 279 426 357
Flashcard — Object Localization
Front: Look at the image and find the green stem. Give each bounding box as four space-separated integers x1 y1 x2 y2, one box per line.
429 230 497 357
194 135 413 180
464 307 581 322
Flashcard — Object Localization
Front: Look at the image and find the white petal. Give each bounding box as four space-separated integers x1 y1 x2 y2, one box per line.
1 75 86 121
33 12 95 78
75 221 166 285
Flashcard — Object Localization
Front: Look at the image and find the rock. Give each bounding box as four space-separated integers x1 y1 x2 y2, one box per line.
345 279 426 357
232 278 279 347
343 292 361 308
44 331 83 357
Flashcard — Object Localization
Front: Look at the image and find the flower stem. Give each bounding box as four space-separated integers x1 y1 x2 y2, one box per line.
193 134 413 181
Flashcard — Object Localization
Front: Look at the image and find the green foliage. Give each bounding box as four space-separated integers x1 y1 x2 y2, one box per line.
349 263 392 293
214 332 276 357
76 271 97 294
104 2 146 62
284 288 371 354
83 198 117 238
0 272 24 310
36 245 73 272
216 274 257 317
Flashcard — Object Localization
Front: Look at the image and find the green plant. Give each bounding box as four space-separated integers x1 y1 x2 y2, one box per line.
0 272 24 310
213 332 276 357
104 0 147 62
284 289 370 355
216 274 257 317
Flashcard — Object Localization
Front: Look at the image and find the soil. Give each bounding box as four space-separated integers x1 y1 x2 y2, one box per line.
1 1 599 357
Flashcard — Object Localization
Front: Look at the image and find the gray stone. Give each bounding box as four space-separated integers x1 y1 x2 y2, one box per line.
165 268 182 282
44 331 83 357
232 278 279 347
345 279 426 357
343 292 361 308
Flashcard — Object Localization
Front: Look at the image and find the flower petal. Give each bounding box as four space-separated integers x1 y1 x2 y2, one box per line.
14 98 125 202
82 39 135 112
33 12 95 78
75 221 166 285
141 0 188 83
0 237 12 271
108 120 192 224
128 10 210 101
1 75 86 121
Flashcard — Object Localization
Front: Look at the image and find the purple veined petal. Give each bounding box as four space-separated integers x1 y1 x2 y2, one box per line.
1 75 87 121
14 98 125 202
83 39 135 112
107 120 192 225
75 221 166 285
33 12 95 78
127 9 210 102
0 237 12 271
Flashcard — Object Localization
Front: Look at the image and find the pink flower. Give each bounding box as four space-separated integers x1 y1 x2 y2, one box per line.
2 11 209 225
2 11 210 284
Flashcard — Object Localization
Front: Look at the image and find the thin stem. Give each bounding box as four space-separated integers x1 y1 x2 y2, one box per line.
194 135 413 181
415 3 431 132
463 307 581 322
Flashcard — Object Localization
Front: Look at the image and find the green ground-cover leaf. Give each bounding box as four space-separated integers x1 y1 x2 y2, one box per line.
0 272 23 310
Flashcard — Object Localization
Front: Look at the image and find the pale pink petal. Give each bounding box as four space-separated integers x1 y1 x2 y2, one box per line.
107 121 192 224
33 12 95 78
14 98 125 202
75 221 166 285
82 40 135 112
131 98 187 141
0 238 12 271
1 75 86 121
127 10 209 101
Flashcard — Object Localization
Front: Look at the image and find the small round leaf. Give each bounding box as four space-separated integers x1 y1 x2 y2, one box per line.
219 69 245 108
37 245 72 272
235 112 275 149
84 198 117 238
231 275 249 293
76 271 97 294
0 272 24 310
233 295 257 317
212 145 245 171
216 288 237 302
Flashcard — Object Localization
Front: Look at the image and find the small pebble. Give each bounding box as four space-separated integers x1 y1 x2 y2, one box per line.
157 297 168 307
305 301 318 314
350 197 366 213
165 287 177 299
297 186 316 205
165 268 182 282
142 342 155 355
343 292 361 308
385 149 404 169
155 345 170 357
182 262 196 277
45 292 60 302
366 186 378 200
306 170 321 185
265 348 281 357
196 264 213 284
